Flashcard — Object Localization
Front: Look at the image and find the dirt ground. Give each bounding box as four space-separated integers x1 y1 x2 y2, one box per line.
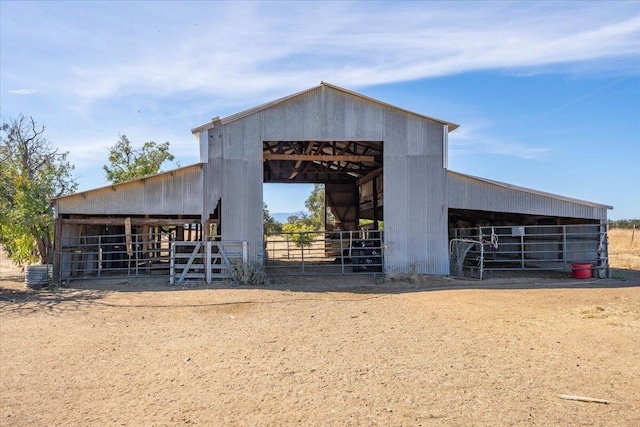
1 250 639 426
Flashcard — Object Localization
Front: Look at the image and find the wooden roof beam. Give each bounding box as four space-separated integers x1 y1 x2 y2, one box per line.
356 167 384 186
264 154 375 162
289 142 318 179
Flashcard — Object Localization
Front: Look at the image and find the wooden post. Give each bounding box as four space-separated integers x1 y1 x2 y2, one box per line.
372 177 379 230
53 216 62 283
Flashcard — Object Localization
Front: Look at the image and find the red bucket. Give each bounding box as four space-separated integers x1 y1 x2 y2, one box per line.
571 263 593 279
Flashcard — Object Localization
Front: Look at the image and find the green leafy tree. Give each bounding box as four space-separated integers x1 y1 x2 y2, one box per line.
263 203 282 235
103 135 175 183
304 184 326 230
282 221 316 248
0 115 77 265
287 211 311 226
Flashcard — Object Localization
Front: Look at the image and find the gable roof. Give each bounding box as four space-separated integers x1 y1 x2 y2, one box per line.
192 82 459 134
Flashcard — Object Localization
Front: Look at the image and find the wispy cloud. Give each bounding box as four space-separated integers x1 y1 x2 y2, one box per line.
7 89 36 95
3 1 634 163
3 1 636 108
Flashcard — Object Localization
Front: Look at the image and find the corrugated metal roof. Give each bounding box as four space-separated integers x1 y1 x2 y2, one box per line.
50 163 203 202
191 82 460 134
447 170 613 210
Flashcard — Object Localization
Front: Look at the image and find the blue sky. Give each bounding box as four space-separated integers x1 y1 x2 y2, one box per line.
1 1 638 220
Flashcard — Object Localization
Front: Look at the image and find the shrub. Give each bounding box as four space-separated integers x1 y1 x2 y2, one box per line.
231 262 270 286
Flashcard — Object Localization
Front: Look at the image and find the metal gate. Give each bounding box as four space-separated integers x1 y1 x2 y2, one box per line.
264 230 384 276
449 223 608 279
170 241 247 285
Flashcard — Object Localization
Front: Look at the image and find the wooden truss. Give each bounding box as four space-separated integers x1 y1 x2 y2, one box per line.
263 141 383 183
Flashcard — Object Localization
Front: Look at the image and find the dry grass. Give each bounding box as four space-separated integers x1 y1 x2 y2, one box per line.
608 228 640 270
574 303 640 328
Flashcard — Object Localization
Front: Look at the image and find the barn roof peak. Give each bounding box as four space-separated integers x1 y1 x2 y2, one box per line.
192 82 459 134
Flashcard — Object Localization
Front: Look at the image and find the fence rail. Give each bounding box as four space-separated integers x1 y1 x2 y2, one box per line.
60 231 175 280
170 241 247 285
59 232 247 283
450 223 608 279
264 230 384 276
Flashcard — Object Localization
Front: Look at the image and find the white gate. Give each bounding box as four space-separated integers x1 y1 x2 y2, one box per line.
170 241 247 285
449 238 484 279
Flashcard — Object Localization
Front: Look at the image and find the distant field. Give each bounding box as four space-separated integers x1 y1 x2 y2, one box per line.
608 228 640 270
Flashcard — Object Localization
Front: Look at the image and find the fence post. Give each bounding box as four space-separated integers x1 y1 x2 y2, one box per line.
562 225 567 271
286 235 290 259
134 234 139 277
479 243 484 280
339 231 345 273
98 235 102 278
169 241 175 285
206 241 212 284
520 233 525 270
300 233 305 273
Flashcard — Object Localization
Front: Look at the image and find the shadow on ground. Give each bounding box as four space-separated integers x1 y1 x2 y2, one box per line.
0 284 109 315
27 268 640 294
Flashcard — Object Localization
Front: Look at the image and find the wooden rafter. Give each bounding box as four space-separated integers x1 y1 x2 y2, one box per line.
356 167 384 186
289 141 318 179
263 154 375 162
263 140 383 183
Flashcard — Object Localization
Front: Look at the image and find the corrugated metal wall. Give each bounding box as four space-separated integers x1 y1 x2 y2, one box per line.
446 172 608 220
383 112 449 275
56 165 203 216
206 85 450 273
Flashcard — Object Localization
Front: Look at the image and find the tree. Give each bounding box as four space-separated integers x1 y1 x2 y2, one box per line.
0 115 77 265
103 135 175 183
263 203 282 235
282 221 316 248
287 211 311 226
304 184 334 230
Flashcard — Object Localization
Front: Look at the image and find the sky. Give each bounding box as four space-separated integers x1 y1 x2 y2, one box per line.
1 1 639 220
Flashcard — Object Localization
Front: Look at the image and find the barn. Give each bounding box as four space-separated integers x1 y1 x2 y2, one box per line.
51 82 611 283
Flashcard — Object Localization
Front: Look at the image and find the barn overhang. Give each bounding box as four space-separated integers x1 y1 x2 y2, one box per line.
446 171 612 225
51 163 204 217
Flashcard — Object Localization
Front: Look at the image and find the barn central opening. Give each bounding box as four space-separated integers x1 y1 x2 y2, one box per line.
262 140 384 275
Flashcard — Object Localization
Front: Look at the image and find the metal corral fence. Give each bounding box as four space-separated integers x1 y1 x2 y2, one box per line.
449 223 608 279
170 241 247 285
264 230 384 276
60 231 247 284
60 231 176 281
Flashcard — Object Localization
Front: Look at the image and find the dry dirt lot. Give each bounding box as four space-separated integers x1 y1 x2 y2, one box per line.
1 250 639 426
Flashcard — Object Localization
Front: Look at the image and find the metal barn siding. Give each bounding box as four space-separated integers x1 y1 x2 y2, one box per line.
198 84 455 273
55 165 203 216
383 114 450 275
203 127 222 222
446 172 609 220
207 115 268 262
